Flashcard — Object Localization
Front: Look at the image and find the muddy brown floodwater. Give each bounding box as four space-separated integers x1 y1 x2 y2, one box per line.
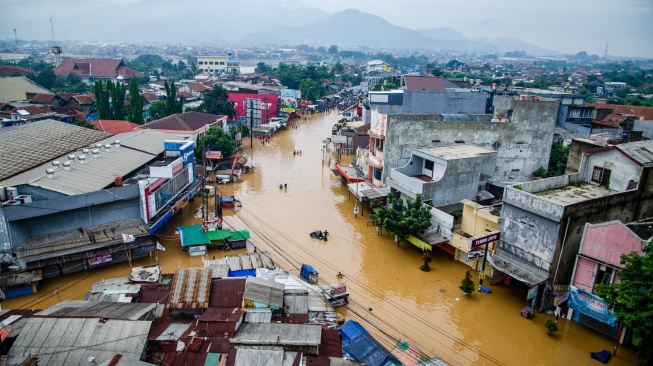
4 111 641 365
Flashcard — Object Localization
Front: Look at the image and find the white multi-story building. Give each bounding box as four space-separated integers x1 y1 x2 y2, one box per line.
196 55 230 74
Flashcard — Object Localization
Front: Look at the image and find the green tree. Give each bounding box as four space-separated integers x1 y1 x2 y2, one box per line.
66 82 88 94
596 241 653 364
164 81 183 116
72 119 97 130
127 78 144 124
328 45 338 54
66 72 82 86
255 62 273 75
32 68 60 90
548 141 569 174
197 84 235 118
459 271 475 294
148 101 166 120
300 78 322 102
94 80 111 120
332 61 344 75
196 125 236 158
109 80 127 120
370 193 432 245
420 252 432 272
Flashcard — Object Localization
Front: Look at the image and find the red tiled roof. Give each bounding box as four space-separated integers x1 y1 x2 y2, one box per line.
17 105 53 115
31 93 57 104
587 103 653 121
592 119 621 128
83 93 96 101
0 65 33 77
91 119 139 134
404 76 446 91
177 91 193 99
53 58 143 78
139 111 225 132
55 92 76 100
142 92 159 103
602 113 630 123
187 83 209 92
72 95 93 105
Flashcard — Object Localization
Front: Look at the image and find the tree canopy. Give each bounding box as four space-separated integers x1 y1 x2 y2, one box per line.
370 193 432 243
127 78 144 124
196 125 236 158
194 84 235 118
596 241 653 364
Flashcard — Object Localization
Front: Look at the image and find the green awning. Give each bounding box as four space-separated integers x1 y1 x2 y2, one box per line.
206 229 232 241
178 225 210 247
406 235 432 251
227 230 251 241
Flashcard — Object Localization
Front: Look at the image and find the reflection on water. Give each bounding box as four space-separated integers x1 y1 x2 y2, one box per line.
4 112 640 365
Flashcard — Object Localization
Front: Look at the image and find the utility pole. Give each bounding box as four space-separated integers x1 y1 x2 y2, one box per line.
13 28 18 50
202 137 207 222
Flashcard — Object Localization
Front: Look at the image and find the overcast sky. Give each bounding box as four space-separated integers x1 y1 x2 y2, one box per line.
2 0 652 58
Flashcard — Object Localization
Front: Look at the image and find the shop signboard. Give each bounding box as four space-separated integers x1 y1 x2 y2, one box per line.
189 245 207 256
468 230 501 249
467 250 485 261
527 285 538 300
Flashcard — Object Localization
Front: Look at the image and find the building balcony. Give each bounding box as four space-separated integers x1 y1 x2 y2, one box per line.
386 168 437 200
367 154 383 168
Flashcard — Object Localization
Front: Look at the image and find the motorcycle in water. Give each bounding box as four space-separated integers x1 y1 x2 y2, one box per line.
309 230 328 241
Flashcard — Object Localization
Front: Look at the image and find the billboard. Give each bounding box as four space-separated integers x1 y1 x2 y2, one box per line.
280 89 297 113
228 93 278 122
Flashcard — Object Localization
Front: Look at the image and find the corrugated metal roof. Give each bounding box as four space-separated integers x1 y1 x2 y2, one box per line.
137 284 170 304
616 140 653 166
9 318 151 366
209 278 246 308
0 76 52 105
243 277 285 308
283 294 309 314
0 119 111 181
199 307 244 322
97 355 154 366
230 323 322 346
167 268 212 309
1 139 156 195
320 328 343 358
233 348 284 366
220 251 275 271
205 263 230 278
154 322 191 341
98 129 178 156
34 301 155 320
14 218 149 259
244 308 272 323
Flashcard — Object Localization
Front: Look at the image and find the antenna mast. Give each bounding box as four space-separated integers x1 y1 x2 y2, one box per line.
603 43 609 59
13 28 18 50
49 16 62 67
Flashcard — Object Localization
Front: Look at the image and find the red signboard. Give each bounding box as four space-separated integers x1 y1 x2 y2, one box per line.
468 230 501 249
228 92 278 121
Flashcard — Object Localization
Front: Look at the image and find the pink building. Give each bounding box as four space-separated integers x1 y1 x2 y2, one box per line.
572 220 648 293
568 219 650 337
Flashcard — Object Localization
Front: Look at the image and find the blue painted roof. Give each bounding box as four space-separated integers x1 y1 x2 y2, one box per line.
344 333 401 366
340 320 369 345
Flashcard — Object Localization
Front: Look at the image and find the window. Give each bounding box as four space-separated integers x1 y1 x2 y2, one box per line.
424 160 434 171
593 265 614 292
591 166 611 187
220 62 225 65
209 61 214 65
198 61 204 65
373 168 382 181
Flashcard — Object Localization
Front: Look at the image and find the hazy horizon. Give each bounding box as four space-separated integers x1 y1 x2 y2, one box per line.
1 0 652 58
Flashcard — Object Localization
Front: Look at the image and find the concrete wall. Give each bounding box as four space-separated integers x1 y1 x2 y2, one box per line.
583 149 642 191
565 139 605 174
4 185 141 248
384 99 559 184
633 120 653 139
364 90 487 124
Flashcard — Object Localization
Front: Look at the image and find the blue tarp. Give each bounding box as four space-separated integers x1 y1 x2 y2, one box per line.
340 320 370 346
344 333 401 366
228 269 257 277
568 286 617 327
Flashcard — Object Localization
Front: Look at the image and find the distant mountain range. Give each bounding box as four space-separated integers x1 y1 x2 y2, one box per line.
2 1 552 55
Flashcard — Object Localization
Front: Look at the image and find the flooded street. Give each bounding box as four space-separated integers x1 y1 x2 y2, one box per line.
4 112 639 365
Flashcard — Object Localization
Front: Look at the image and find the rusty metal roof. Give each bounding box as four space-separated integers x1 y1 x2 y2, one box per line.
319 328 343 358
199 307 244 322
230 323 322 347
167 268 212 309
210 278 246 308
34 301 155 320
137 284 170 304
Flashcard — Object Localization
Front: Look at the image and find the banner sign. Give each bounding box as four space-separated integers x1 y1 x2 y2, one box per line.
468 230 501 249
568 286 617 327
205 151 223 160
279 89 297 113
89 254 112 267
467 250 485 261
527 285 538 300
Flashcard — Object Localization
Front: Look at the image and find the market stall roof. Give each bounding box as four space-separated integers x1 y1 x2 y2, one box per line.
228 230 251 241
178 225 210 247
206 229 232 241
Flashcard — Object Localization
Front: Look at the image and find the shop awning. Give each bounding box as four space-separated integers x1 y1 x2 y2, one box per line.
335 164 365 182
487 251 548 287
228 230 251 241
406 235 432 251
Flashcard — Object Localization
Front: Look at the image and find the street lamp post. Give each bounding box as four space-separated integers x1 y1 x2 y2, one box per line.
354 169 359 218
